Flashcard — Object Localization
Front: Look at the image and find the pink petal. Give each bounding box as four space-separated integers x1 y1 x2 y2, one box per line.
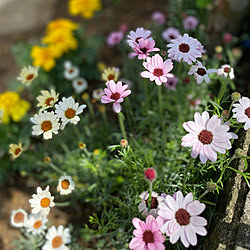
148 243 155 250
153 231 165 243
181 133 197 147
156 216 164 229
107 80 116 93
170 228 181 244
192 225 207 236
206 115 219 131
204 145 217 162
132 218 142 229
185 226 197 246
186 201 206 216
191 141 202 158
139 221 147 231
194 112 205 129
129 237 144 249
199 146 208 163
183 193 193 208
153 242 165 250
180 227 189 247
167 219 180 235
141 71 152 78
165 195 177 212
113 102 121 113
133 229 143 238
101 96 113 103
183 121 201 134
158 203 175 220
146 215 158 231
120 89 131 98
190 216 207 226
116 81 123 93
104 88 112 97
175 191 184 208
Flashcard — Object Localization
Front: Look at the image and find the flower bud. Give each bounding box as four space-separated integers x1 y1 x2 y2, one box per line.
215 45 223 53
44 156 51 164
79 142 86 150
81 92 89 101
223 33 233 43
221 110 229 119
231 92 241 102
120 139 128 148
235 148 244 158
206 182 217 192
144 168 157 182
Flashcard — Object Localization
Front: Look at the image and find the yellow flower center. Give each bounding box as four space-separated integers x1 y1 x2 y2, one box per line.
45 97 54 106
33 220 42 229
26 74 34 80
41 121 52 132
40 197 51 208
14 148 21 156
52 236 63 248
61 179 70 189
65 108 76 119
14 212 25 223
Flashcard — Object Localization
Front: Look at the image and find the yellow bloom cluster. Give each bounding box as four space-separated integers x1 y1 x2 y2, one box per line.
0 91 30 124
69 0 101 19
31 19 78 72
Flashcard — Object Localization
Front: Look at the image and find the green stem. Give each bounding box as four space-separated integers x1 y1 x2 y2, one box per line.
158 86 163 116
86 99 95 120
148 182 153 211
234 123 243 134
218 79 227 103
183 158 194 187
73 125 82 139
49 163 65 175
198 190 209 200
55 201 71 207
118 112 127 139
144 79 150 110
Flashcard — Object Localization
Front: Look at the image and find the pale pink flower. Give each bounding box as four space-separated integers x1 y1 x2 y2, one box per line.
101 80 131 113
127 27 152 48
164 75 178 90
152 11 166 25
217 64 234 79
129 215 165 250
131 38 160 60
223 33 233 43
162 27 180 42
188 61 217 84
181 111 238 163
232 96 250 130
183 16 199 30
159 191 207 248
167 33 203 65
106 31 123 47
141 54 173 85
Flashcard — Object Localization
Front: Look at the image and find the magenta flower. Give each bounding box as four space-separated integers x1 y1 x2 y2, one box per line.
167 33 203 65
141 54 173 85
129 215 165 250
162 27 180 42
181 111 238 163
164 75 178 90
223 33 233 43
101 80 131 113
183 16 199 30
152 11 166 25
106 31 123 47
127 27 152 48
131 38 160 60
158 191 207 248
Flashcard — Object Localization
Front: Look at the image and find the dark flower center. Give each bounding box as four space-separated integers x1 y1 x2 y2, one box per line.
41 121 52 132
245 107 250 118
14 148 21 156
198 130 213 144
179 43 190 53
169 35 176 39
140 47 148 54
153 68 163 77
65 108 76 119
175 209 190 226
224 67 230 73
143 230 154 243
145 197 158 209
135 37 142 43
45 97 54 106
26 74 34 80
108 74 115 80
68 69 74 73
110 93 120 101
197 68 206 76
183 77 190 84
77 81 83 85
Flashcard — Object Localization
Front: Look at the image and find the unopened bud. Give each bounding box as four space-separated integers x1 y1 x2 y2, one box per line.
231 92 241 102
81 92 89 101
235 148 244 158
232 47 242 59
223 33 233 43
221 110 229 119
215 45 223 53
120 139 128 148
206 182 217 192
144 168 157 182
44 156 51 164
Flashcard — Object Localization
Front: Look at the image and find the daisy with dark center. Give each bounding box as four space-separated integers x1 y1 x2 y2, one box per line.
131 38 160 60
188 61 217 84
167 33 203 65
181 111 238 163
129 215 165 250
42 225 71 250
164 75 178 90
63 61 79 80
55 96 86 129
26 213 48 235
31 111 60 140
29 186 55 215
233 96 250 130
106 31 123 47
102 67 120 82
141 54 173 85
72 77 88 94
217 64 235 79
101 80 131 113
127 27 152 48
159 191 207 248
92 88 104 101
37 89 59 111
162 27 180 42
183 16 199 30
138 191 160 217
57 176 75 195
17 65 38 86
9 142 23 160
10 209 28 228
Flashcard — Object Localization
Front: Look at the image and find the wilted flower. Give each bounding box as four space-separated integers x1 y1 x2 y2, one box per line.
120 139 128 148
106 31 123 47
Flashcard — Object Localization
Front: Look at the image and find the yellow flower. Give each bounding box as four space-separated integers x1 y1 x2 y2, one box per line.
69 0 101 19
9 143 23 160
46 18 78 34
44 156 51 164
215 46 223 54
0 91 30 124
31 46 58 72
81 92 89 101
102 67 120 82
42 30 78 55
93 149 100 155
79 142 86 150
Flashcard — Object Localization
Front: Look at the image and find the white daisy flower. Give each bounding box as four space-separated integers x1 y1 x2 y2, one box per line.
0 109 4 123
37 89 59 111
188 61 217 84
167 33 203 65
17 66 38 86
57 176 75 195
10 209 28 228
25 213 48 235
217 64 234 79
42 225 71 250
29 186 55 215
55 97 86 129
63 61 79 81
31 111 60 140
138 191 160 217
9 142 23 160
233 96 250 130
72 77 88 94
92 88 104 101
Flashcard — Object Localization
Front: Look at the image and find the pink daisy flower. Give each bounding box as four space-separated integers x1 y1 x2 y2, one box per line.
141 54 173 85
164 75 178 90
106 31 123 47
232 96 250 130
181 111 238 163
101 80 131 113
158 191 207 248
127 27 152 48
152 11 166 25
167 33 203 65
162 27 180 42
131 38 160 60
129 215 165 250
183 16 199 30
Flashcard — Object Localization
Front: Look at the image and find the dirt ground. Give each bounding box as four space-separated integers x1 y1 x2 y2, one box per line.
0 0 167 249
